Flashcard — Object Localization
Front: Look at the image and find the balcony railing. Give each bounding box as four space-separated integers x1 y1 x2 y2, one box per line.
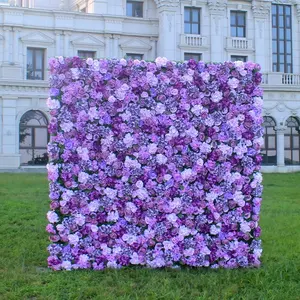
226 37 253 50
261 73 300 87
180 34 207 48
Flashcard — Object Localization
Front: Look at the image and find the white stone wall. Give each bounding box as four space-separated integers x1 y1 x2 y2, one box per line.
0 0 300 171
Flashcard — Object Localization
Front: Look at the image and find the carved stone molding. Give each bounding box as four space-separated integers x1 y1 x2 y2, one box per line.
207 0 227 14
275 126 287 133
154 0 180 8
252 1 271 18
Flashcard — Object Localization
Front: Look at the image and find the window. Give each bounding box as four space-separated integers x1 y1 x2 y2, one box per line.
0 0 9 5
127 1 143 18
27 48 45 80
19 110 49 166
261 117 277 165
78 50 96 59
284 117 300 165
184 7 201 34
184 53 202 61
230 11 246 37
231 55 247 62
272 4 292 73
126 53 143 60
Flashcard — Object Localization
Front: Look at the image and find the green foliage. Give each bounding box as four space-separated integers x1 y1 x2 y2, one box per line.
0 173 299 300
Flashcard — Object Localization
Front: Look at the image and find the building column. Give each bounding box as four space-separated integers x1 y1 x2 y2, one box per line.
208 1 227 63
150 37 158 60
252 1 271 71
0 97 20 168
55 31 62 56
275 126 286 167
63 31 71 57
155 0 179 60
3 27 11 63
104 34 112 58
113 35 120 58
13 27 20 64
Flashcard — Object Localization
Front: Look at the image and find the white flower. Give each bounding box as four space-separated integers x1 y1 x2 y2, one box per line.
123 133 134 148
107 211 119 222
183 248 195 257
130 253 140 265
122 234 137 245
211 91 223 103
185 126 198 138
77 147 89 161
74 214 85 226
126 202 138 213
90 225 98 233
88 200 100 212
136 180 144 188
191 104 203 116
120 58 127 66
104 187 117 199
210 225 221 235
156 103 166 114
47 97 60 109
86 58 94 65
78 172 89 184
166 213 178 223
107 153 117 165
148 143 158 154
234 61 244 68
140 108 152 120
155 57 168 67
181 168 194 180
60 122 73 132
228 78 239 89
61 261 72 271
196 158 204 166
179 226 191 237
240 222 251 233
124 156 141 169
163 241 174 250
156 154 168 165
47 211 59 223
68 234 79 245
200 71 210 82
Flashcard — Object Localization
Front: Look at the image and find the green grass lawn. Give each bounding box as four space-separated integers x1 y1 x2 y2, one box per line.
0 173 299 300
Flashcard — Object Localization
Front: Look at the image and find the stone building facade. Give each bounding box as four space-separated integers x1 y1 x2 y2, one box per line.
0 0 300 172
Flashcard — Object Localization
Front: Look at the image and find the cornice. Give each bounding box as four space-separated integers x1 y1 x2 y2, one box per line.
154 0 180 8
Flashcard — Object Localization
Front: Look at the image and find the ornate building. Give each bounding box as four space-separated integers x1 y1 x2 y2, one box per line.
0 0 299 172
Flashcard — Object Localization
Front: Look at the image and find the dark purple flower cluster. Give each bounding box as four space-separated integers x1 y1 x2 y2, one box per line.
47 56 263 270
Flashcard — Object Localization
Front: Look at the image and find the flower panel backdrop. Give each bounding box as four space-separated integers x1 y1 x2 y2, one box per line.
47 57 263 270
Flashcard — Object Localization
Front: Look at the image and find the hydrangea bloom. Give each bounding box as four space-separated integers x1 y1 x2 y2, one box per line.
47 57 263 270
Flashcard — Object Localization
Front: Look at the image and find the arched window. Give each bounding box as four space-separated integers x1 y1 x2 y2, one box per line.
284 117 300 165
19 110 49 165
262 116 277 165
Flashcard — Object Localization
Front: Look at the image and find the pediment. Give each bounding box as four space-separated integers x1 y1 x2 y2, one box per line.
71 35 105 47
21 31 54 44
120 39 152 51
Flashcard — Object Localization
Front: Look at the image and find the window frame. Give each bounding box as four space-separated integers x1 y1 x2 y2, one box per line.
126 1 143 18
272 4 293 73
231 55 247 62
184 7 201 35
26 47 45 80
125 53 144 60
78 50 96 59
184 53 202 61
19 110 49 166
261 116 277 166
284 117 300 165
230 11 246 38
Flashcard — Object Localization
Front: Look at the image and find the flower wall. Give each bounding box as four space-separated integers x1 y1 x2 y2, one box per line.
47 57 263 270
